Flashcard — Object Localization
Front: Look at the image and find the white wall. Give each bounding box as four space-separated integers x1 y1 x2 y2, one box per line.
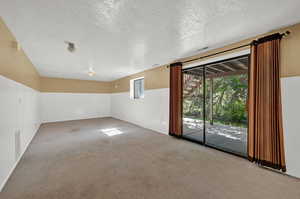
40 93 111 123
111 88 169 134
0 75 40 191
281 76 300 178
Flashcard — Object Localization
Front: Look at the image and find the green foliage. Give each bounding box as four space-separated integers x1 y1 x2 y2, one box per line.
183 73 248 127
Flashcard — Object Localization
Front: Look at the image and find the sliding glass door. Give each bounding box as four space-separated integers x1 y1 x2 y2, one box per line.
182 69 204 143
182 55 249 157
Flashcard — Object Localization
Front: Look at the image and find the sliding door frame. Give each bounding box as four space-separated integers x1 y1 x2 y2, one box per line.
181 54 250 159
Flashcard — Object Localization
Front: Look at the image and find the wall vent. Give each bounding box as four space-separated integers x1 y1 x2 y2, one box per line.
15 130 21 161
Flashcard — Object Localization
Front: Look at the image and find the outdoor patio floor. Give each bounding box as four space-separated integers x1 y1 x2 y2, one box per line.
183 118 247 156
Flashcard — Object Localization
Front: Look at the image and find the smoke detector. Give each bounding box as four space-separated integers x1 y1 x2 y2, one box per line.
65 41 76 52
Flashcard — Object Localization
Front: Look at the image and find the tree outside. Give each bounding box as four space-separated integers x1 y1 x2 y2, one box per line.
183 73 248 128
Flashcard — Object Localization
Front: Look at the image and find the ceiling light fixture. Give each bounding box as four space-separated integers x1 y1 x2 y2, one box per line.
88 67 96 77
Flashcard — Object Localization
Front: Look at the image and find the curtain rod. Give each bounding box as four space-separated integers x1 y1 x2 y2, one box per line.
171 31 290 66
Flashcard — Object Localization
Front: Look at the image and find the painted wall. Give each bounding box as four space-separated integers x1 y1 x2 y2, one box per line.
0 18 40 90
111 88 169 134
40 93 111 123
39 77 112 124
281 77 300 178
40 77 112 93
111 66 169 93
110 65 170 134
0 17 41 191
0 75 40 191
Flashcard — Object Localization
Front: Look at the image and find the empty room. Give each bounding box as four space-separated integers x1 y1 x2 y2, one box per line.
1 1 300 198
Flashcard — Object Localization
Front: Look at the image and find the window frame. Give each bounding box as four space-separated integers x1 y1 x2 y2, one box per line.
130 77 144 100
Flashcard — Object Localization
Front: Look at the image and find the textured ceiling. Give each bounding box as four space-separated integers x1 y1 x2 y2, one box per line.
1 0 300 81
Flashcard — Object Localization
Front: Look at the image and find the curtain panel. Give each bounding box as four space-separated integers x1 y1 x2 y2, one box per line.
169 62 183 137
248 33 286 171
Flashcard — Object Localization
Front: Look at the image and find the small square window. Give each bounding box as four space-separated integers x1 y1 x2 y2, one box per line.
130 78 144 99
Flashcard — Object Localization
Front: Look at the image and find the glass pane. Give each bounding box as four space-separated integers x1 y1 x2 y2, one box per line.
134 79 144 99
140 79 144 98
182 69 204 143
205 63 248 157
134 80 139 98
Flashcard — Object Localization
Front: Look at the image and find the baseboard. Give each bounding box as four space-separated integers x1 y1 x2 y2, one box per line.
0 124 41 192
41 116 112 124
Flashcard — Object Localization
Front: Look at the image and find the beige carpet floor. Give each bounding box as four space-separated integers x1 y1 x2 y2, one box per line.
1 117 299 199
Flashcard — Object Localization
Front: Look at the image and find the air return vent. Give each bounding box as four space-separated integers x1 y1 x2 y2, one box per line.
15 130 21 161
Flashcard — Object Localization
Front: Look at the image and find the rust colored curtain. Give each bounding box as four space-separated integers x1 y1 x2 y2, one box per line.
248 33 286 171
169 62 183 137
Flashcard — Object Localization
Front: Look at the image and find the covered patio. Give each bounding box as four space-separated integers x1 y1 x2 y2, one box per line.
183 118 247 157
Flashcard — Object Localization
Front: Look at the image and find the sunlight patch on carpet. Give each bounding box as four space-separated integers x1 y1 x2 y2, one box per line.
101 128 124 136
